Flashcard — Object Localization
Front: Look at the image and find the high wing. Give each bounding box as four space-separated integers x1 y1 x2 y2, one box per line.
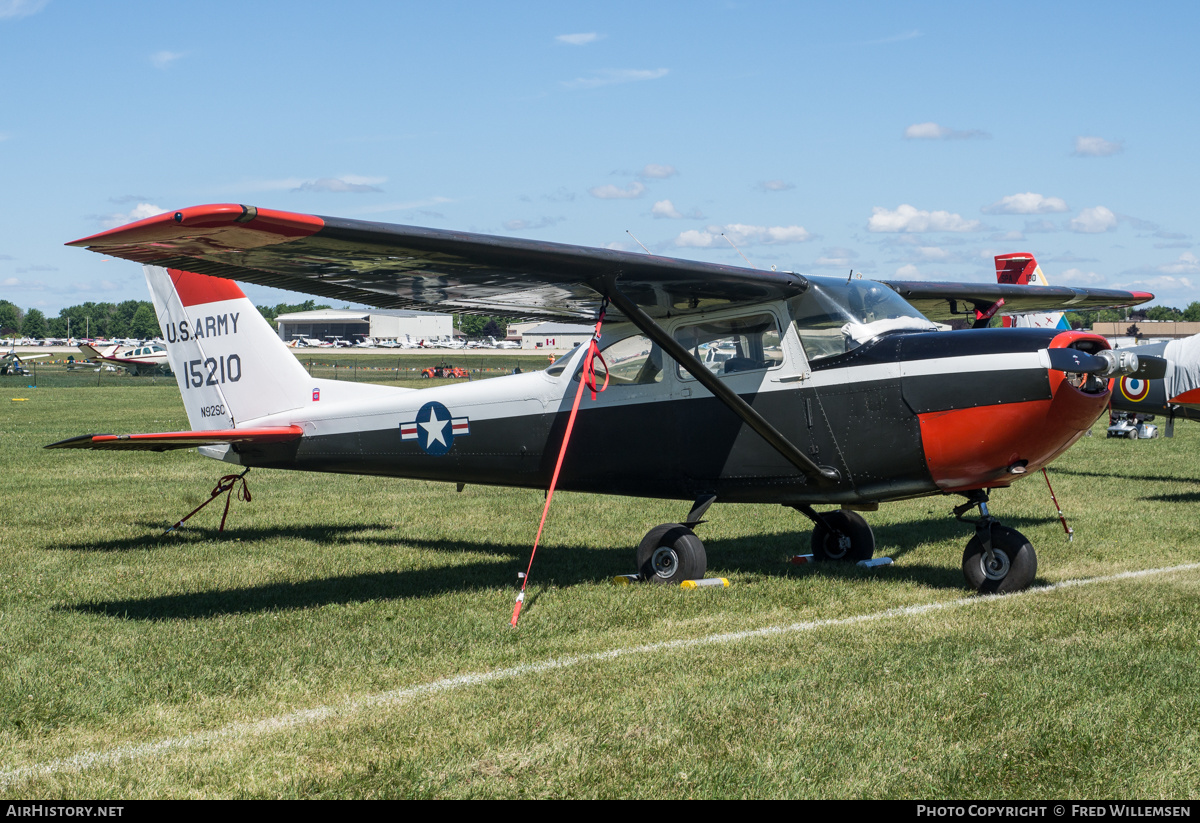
68 204 1152 321
67 204 806 321
880 281 1154 325
46 427 304 452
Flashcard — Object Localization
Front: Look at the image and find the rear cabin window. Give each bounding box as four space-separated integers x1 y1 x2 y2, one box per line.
672 313 783 380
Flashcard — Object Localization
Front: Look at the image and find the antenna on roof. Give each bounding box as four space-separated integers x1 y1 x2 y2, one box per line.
721 233 755 268
626 230 652 254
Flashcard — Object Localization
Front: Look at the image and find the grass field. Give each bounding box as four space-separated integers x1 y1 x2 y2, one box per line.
2 380 1199 798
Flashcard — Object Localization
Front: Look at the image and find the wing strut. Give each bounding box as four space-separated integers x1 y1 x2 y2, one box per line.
604 283 841 486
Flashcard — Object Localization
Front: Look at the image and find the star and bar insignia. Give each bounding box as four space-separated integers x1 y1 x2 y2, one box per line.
400 401 470 456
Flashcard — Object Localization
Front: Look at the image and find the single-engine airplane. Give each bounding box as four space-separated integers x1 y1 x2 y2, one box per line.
49 205 1165 593
1109 334 1200 434
1 347 49 376
78 341 172 376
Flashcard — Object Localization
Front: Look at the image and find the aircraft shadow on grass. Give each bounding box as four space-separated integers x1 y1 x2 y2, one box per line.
1050 467 1200 486
58 514 1057 620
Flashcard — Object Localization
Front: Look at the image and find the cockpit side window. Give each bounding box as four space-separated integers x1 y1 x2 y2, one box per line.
571 333 663 385
672 312 783 380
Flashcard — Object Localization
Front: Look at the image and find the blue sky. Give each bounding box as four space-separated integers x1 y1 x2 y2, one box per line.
3 0 1198 314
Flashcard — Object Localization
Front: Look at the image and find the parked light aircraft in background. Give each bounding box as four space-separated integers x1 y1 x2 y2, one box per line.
993 252 1200 435
78 342 172 376
1 347 49 376
49 205 1163 594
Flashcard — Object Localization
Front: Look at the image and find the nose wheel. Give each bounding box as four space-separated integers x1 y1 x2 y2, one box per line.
955 493 1037 593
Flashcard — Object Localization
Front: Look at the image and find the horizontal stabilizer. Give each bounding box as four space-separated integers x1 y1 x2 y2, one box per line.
45 426 304 452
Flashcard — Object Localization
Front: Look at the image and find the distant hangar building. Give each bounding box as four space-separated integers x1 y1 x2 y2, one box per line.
274 308 452 343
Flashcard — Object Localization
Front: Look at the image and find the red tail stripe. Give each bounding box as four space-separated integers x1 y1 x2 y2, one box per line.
168 268 246 307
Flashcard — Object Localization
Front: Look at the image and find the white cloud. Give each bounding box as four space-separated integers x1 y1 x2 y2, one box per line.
1120 274 1194 294
1057 268 1108 286
867 204 983 233
1069 206 1117 234
1073 136 1123 157
903 122 990 140
150 50 184 69
894 264 921 278
1023 219 1060 234
674 223 811 248
349 196 453 215
502 217 563 231
651 200 683 219
982 192 1069 215
0 0 49 20
589 181 645 200
556 32 602 46
293 175 385 193
100 202 165 229
758 180 794 192
814 247 858 268
2 277 46 290
1158 252 1200 275
914 246 951 261
639 164 677 179
563 68 669 90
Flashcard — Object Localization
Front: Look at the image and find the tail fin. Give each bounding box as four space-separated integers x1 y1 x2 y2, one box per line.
994 253 1070 330
145 265 318 430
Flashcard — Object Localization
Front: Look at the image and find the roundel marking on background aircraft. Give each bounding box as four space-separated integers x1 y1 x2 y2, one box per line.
1120 377 1150 403
399 401 471 456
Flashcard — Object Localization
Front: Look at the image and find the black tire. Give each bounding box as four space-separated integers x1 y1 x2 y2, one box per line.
637 523 707 584
962 525 1037 593
810 510 874 562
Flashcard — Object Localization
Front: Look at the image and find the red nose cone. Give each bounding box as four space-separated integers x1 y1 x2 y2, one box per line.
920 331 1112 492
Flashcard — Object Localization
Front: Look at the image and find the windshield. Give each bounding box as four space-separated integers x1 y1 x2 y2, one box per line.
789 278 936 363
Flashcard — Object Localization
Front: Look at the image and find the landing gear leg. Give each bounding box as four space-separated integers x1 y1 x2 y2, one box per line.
793 504 875 563
953 491 1037 593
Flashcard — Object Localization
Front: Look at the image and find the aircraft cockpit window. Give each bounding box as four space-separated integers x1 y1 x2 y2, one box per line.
789 280 936 363
672 313 782 379
572 334 663 385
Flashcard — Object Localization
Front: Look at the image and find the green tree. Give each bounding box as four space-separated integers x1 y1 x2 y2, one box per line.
130 304 159 339
257 300 328 323
1145 305 1182 321
21 308 47 339
457 315 505 338
1183 302 1200 322
0 301 24 337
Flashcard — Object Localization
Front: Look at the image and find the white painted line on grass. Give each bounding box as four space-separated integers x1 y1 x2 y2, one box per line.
4 560 1199 789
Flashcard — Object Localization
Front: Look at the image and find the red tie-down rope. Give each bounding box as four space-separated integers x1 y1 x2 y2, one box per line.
511 301 609 626
164 468 252 534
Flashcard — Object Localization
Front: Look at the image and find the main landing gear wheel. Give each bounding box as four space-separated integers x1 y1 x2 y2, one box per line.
962 525 1037 594
810 510 875 563
637 523 707 585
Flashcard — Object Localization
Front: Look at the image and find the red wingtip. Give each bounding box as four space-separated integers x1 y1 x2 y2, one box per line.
66 204 324 263
1131 291 1156 303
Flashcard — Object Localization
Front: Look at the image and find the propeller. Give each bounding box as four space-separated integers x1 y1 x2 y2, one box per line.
1046 348 1168 380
